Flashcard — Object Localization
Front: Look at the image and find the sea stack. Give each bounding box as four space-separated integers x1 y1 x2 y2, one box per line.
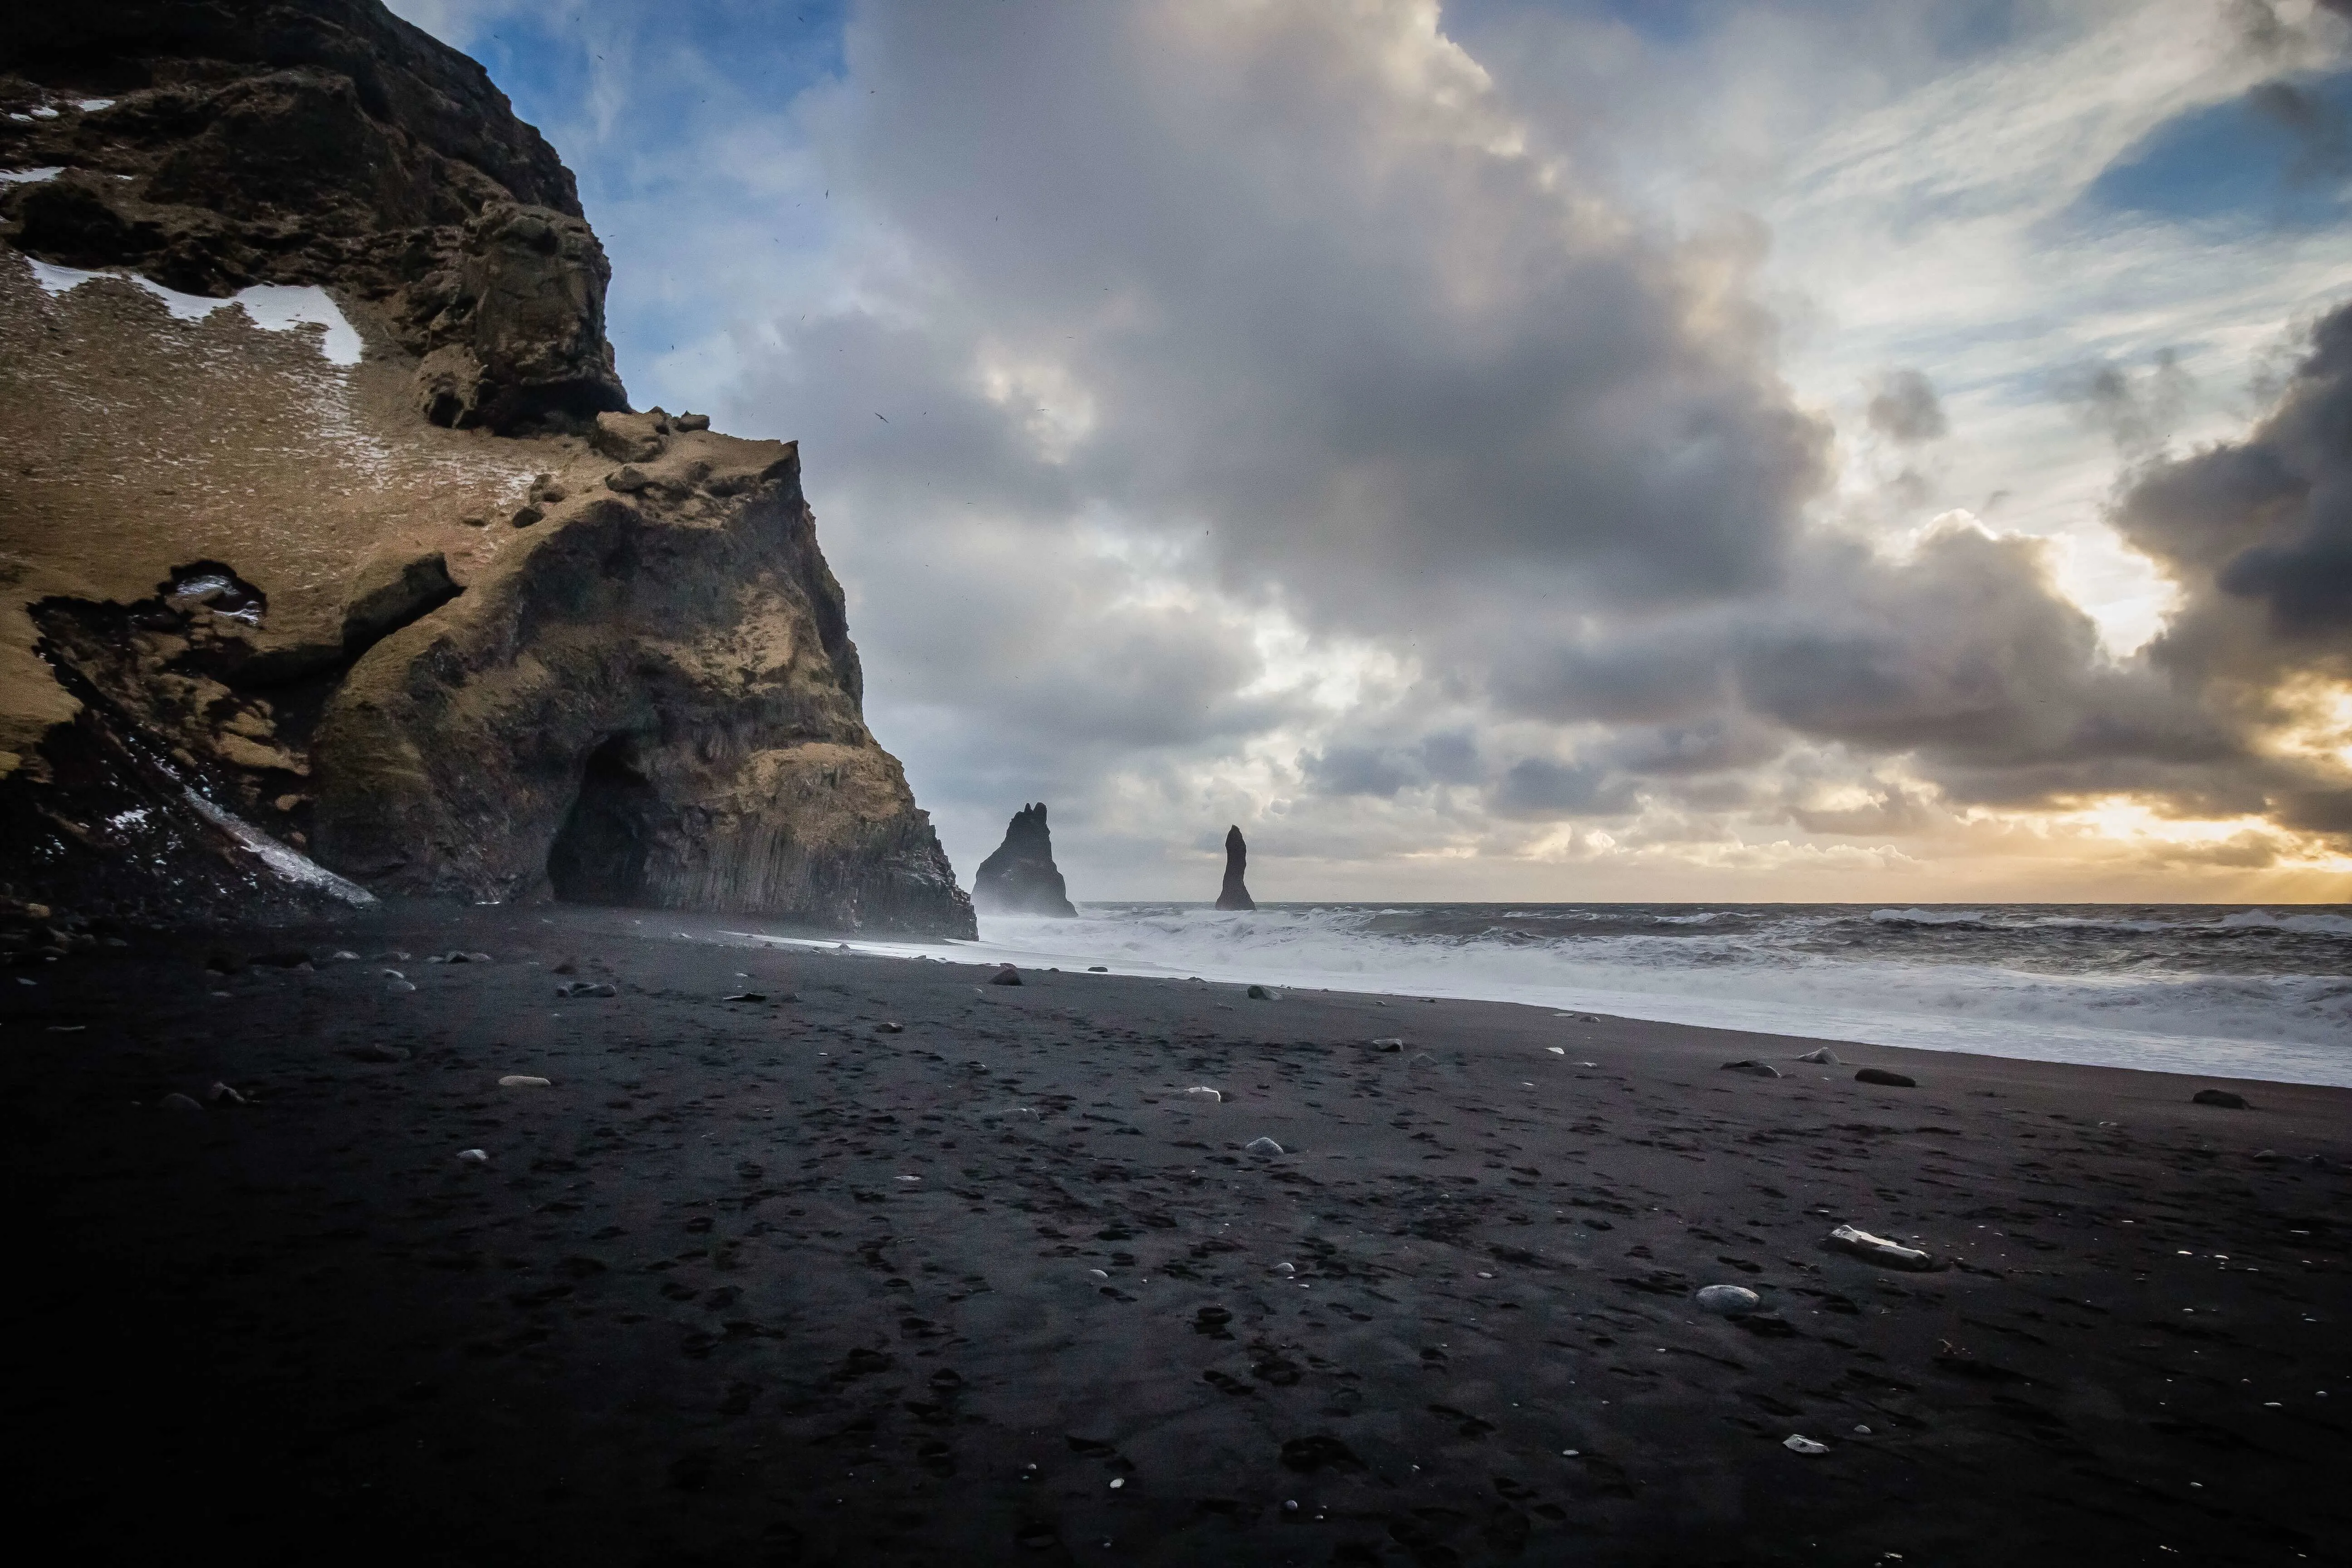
1215 824 1256 911
971 803 1077 917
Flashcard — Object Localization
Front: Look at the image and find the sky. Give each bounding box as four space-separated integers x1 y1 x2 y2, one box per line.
387 0 2352 904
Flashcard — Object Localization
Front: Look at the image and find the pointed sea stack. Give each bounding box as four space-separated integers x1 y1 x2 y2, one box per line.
972 804 1077 917
1215 824 1256 911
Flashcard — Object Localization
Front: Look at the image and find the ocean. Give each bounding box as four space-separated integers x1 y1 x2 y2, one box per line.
775 902 2352 1088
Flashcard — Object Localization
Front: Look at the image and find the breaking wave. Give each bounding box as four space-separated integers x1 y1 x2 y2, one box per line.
867 901 2352 1087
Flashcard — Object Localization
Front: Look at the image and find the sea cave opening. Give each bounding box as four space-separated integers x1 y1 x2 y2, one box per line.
547 736 657 904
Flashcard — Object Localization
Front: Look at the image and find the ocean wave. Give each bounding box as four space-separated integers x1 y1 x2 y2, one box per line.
2208 909 2352 937
1870 907 1988 927
878 901 2352 1086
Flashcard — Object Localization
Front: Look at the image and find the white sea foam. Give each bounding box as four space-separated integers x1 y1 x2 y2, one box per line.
24 257 363 364
728 901 2352 1088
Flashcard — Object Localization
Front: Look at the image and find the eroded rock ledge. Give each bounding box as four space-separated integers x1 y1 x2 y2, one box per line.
0 1 973 936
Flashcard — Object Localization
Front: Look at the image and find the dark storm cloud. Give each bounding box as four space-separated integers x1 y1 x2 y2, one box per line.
1307 730 1484 799
2247 77 2352 178
1867 368 1949 444
2123 295 2352 645
801 1 1832 630
666 0 2350 868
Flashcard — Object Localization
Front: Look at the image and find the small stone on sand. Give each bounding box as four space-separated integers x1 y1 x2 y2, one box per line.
1185 1086 1223 1102
1784 1435 1828 1455
1794 1047 1841 1065
1721 1059 1782 1078
1246 1136 1284 1156
498 1074 550 1088
1855 1068 1916 1088
1246 985 1278 1000
1826 1224 1935 1271
2193 1088 2249 1109
1373 1038 1404 1051
456 1148 488 1163
159 1092 202 1112
990 966 1024 987
1695 1284 1761 1314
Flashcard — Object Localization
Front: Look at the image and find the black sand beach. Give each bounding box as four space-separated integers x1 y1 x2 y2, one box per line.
9 902 2349 1566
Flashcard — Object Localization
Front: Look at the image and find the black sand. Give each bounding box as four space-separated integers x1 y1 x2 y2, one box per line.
8 902 2349 1566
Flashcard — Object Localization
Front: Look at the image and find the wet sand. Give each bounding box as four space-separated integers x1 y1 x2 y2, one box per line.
8 901 2349 1566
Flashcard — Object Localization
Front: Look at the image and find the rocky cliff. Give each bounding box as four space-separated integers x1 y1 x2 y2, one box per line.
971 802 1076 917
0 0 974 936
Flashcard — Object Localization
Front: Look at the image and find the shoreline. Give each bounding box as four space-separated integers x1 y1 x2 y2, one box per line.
11 900 2350 1564
748 910 2352 1092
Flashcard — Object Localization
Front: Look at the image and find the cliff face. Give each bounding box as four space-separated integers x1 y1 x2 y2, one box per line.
971 803 1077 917
0 1 974 936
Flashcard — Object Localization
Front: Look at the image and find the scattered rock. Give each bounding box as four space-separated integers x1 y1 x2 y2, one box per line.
605 464 654 493
456 1148 489 1164
1088 965 1109 973
342 551 462 654
722 992 767 1003
1783 1435 1829 1455
2193 1088 2249 1109
158 1091 202 1112
1409 1052 1436 1068
1372 1037 1404 1051
556 981 617 998
1825 1224 1936 1272
674 412 712 431
1720 1059 1782 1078
497 1074 550 1088
592 412 667 463
386 979 417 993
1245 1136 1285 1156
875 1021 904 1034
204 1081 248 1106
1794 1047 1841 1065
1185 1086 1223 1102
1246 984 1278 1001
1695 1284 1761 1314
1855 1068 1916 1088
990 966 1024 987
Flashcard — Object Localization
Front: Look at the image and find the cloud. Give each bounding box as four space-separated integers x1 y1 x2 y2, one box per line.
1867 368 1949 444
2125 295 2352 646
2061 350 2195 459
392 0 2352 895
